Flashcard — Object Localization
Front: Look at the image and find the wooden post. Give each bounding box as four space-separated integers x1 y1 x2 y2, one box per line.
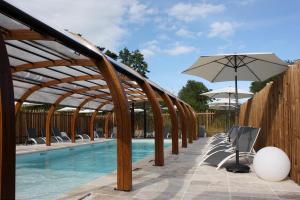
71 107 80 143
138 80 164 166
94 58 132 191
90 102 110 140
206 109 209 132
143 102 147 138
131 102 135 138
188 107 197 140
193 110 198 139
0 34 16 199
160 92 178 154
183 104 193 144
174 100 187 148
45 105 55 146
186 106 195 140
104 112 112 138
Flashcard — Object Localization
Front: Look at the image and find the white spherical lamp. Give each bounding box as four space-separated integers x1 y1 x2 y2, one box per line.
253 147 291 182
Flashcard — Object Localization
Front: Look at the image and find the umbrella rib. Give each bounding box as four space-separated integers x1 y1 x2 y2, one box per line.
211 64 227 82
182 57 227 72
225 56 235 67
212 58 234 82
236 55 246 67
243 62 262 81
237 58 258 68
246 55 288 68
215 61 234 68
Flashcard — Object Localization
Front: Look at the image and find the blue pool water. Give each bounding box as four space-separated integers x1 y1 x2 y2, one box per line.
16 139 171 200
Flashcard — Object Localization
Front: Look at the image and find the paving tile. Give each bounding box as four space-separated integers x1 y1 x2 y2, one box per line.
183 193 230 200
231 195 278 200
276 191 300 200
58 138 300 200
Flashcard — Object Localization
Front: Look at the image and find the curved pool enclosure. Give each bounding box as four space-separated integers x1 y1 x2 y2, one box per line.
17 139 171 200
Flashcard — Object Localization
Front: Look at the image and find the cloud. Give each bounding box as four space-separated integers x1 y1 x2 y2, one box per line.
208 21 239 38
167 2 225 22
127 0 157 23
154 17 178 31
7 0 154 50
176 28 202 38
165 44 196 56
140 40 161 58
234 0 256 6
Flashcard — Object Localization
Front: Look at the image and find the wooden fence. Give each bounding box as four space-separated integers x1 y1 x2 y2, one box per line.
197 111 234 136
15 111 105 144
15 110 173 144
239 62 300 185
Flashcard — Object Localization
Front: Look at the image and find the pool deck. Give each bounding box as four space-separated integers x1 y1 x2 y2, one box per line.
16 138 112 155
58 138 300 200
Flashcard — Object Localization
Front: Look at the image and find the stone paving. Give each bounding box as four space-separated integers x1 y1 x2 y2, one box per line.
59 138 300 200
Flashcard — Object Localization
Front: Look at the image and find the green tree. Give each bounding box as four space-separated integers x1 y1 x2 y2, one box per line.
249 60 295 93
97 46 118 60
105 49 118 60
178 80 210 112
250 76 275 93
119 47 132 66
119 47 149 77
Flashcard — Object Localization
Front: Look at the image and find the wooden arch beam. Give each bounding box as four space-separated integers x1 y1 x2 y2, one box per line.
192 109 198 140
93 57 132 191
70 91 146 142
89 101 111 140
13 59 95 73
70 94 111 143
0 34 15 199
104 112 113 139
15 74 105 115
160 92 178 154
174 99 187 148
187 105 197 140
138 80 164 166
182 103 193 144
44 85 110 146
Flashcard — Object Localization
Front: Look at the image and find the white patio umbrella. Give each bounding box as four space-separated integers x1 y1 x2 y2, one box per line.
183 53 288 173
183 53 288 121
209 104 236 111
202 87 252 129
209 98 238 107
208 97 238 105
201 86 252 99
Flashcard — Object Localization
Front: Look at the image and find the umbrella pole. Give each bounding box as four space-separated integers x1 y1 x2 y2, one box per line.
228 94 231 132
226 56 249 173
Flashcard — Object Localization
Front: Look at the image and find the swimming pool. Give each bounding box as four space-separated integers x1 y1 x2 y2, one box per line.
16 139 171 200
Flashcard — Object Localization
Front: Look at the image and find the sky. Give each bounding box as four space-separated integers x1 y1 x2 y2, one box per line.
7 0 300 95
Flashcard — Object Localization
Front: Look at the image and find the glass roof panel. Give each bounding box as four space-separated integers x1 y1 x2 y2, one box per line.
6 45 46 63
0 14 28 29
14 71 53 82
73 66 99 75
6 41 61 60
49 66 86 76
29 68 70 79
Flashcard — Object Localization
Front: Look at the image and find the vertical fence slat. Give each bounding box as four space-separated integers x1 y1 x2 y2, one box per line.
239 62 300 185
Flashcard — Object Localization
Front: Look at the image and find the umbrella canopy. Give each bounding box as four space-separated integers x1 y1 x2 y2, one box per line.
209 98 237 105
183 53 288 82
209 104 236 111
201 86 253 99
183 52 288 123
